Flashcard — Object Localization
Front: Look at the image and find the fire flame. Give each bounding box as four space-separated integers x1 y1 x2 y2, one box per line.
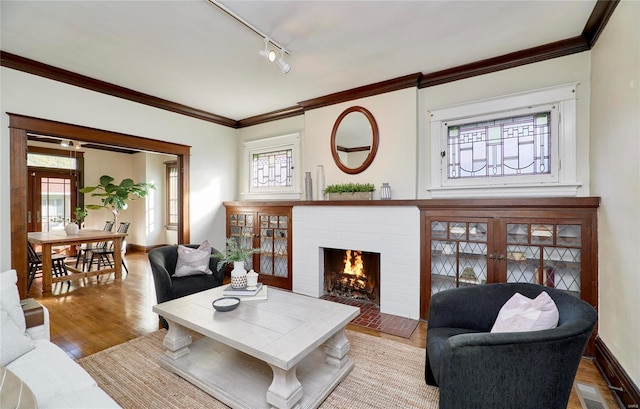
342 250 366 288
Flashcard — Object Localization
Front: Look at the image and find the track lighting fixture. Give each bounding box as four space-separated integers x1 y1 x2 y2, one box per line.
207 1 292 74
259 38 277 62
60 140 74 148
277 49 291 74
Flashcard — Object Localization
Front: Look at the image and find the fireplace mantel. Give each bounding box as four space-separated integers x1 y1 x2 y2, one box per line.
224 197 600 209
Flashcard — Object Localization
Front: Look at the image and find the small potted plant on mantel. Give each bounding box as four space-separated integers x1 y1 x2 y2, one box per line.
323 183 375 201
212 238 261 288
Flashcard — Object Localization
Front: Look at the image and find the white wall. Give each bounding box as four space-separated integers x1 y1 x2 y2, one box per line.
0 67 238 268
304 89 418 199
82 150 136 230
590 0 640 386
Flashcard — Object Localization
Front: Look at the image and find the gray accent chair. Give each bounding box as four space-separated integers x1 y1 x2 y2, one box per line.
149 244 225 328
425 282 597 409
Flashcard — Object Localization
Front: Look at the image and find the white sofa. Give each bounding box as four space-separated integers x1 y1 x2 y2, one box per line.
1 269 120 408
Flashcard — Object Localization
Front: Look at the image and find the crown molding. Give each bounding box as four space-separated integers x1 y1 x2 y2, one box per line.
297 73 423 112
582 0 619 47
238 105 305 128
419 36 589 88
0 51 238 128
0 0 619 129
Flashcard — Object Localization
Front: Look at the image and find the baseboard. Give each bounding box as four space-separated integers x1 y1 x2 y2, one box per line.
128 244 170 254
594 336 640 408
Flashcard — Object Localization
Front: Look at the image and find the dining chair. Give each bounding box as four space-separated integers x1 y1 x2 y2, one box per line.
88 222 131 274
27 241 69 291
75 220 114 271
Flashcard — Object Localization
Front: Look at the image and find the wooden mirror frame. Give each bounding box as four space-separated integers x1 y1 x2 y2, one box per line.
330 106 379 175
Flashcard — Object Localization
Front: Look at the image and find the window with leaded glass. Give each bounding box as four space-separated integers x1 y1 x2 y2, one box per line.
447 112 551 179
242 133 301 200
428 83 578 198
251 149 292 188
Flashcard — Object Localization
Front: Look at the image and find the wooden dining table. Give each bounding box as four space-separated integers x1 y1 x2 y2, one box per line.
27 229 128 293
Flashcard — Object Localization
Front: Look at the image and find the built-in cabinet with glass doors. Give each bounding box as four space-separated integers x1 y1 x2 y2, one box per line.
224 203 292 290
420 198 599 321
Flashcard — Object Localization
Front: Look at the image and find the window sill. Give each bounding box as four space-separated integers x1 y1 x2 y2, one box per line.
428 183 581 199
241 192 303 201
165 225 178 231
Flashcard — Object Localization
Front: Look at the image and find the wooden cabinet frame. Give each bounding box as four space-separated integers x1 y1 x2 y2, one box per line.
419 197 599 355
224 203 293 291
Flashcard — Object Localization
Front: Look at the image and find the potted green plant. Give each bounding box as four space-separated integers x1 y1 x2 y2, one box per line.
323 183 375 200
212 238 261 288
79 175 155 225
73 207 89 227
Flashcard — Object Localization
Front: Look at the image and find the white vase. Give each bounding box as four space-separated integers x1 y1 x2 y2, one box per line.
230 261 247 288
316 165 325 200
64 222 79 235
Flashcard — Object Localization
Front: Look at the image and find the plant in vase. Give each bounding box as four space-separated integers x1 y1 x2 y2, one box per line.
212 238 261 288
62 207 89 235
73 207 88 228
79 175 155 226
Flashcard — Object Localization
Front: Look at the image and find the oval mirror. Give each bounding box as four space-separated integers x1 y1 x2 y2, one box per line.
330 106 379 174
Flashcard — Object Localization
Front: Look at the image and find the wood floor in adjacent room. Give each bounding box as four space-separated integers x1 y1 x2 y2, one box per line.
27 251 619 409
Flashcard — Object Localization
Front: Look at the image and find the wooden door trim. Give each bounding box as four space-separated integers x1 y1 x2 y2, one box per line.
9 113 191 297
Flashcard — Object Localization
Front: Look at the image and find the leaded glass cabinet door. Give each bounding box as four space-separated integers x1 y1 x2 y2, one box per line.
500 219 585 298
228 212 256 271
225 205 292 291
428 218 492 296
256 209 292 290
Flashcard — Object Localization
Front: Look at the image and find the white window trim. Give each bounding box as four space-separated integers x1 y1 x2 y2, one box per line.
428 83 580 198
241 133 302 201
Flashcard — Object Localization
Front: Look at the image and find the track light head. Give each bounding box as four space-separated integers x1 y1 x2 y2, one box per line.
258 38 277 62
277 50 291 74
60 140 74 148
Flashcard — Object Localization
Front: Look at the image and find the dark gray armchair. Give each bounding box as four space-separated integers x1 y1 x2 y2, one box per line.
149 244 225 328
425 283 597 409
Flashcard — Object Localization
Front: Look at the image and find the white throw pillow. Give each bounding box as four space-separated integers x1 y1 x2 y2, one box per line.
173 241 213 277
0 309 35 366
491 291 559 333
0 270 27 333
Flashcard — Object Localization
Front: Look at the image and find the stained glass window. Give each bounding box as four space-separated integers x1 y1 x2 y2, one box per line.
447 112 551 179
251 149 293 188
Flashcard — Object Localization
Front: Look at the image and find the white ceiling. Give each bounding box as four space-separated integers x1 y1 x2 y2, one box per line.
1 1 597 121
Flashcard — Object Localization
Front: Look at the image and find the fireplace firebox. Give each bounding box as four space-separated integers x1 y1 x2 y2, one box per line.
323 248 380 305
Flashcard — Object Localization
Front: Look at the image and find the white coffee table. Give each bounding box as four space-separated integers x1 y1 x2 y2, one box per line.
152 286 360 409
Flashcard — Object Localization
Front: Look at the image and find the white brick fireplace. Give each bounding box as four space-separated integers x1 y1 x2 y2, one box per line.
292 205 421 320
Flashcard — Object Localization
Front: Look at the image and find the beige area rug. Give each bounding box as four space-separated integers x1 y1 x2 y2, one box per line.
77 329 439 408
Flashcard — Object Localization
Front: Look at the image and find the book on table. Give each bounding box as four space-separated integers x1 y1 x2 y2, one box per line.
222 283 263 297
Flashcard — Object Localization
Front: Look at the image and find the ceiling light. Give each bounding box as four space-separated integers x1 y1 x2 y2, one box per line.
259 38 277 62
277 50 291 74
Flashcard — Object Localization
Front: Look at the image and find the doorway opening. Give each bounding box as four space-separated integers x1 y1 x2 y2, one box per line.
9 113 191 297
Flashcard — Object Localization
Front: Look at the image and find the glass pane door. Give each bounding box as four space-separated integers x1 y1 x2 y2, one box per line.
28 170 77 233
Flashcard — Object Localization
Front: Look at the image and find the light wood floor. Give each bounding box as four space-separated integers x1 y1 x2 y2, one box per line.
27 251 619 409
